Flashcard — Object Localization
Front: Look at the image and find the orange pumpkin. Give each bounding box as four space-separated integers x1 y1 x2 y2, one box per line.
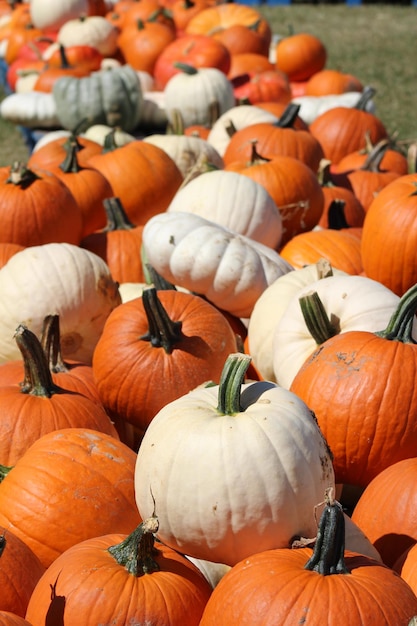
290 282 417 487
0 162 83 247
25 516 212 625
230 68 292 107
0 428 142 568
92 287 238 432
319 188 365 229
200 490 417 625
117 17 176 74
274 32 327 82
305 68 363 96
0 613 34 626
361 173 417 296
27 133 102 170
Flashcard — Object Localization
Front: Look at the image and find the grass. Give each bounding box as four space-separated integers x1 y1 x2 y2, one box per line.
0 4 415 166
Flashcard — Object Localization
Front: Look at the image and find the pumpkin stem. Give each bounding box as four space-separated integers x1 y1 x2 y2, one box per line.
360 138 391 172
304 487 349 575
216 352 252 415
144 264 177 291
376 282 417 343
59 136 83 173
140 287 183 353
14 324 59 398
102 197 136 231
247 139 271 165
0 464 12 483
326 199 350 230
354 85 376 111
275 102 301 128
316 258 334 279
299 292 341 345
6 161 40 188
173 61 198 75
108 515 161 576
40 314 68 374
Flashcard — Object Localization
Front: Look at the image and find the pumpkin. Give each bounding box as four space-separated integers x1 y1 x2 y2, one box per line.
134 352 335 566
163 63 235 130
0 161 83 247
57 14 119 57
25 515 212 625
29 0 90 32
227 51 274 79
351 457 417 568
52 64 143 132
3 22 44 66
81 197 145 284
275 32 327 82
42 135 113 238
167 169 283 249
141 211 293 318
319 186 366 228
117 17 176 75
305 68 364 96
92 287 238 431
206 103 278 157
0 92 60 129
0 243 25 269
0 613 34 626
246 260 347 382
199 490 417 625
225 145 325 247
292 89 376 126
222 103 324 173
231 68 292 106
86 139 184 226
0 526 45 618
0 243 121 365
0 428 141 568
360 173 417 296
143 133 224 178
272 273 402 390
290 282 417 487
28 132 102 169
309 87 388 165
0 323 118 465
212 20 270 57
279 227 363 274
152 33 231 90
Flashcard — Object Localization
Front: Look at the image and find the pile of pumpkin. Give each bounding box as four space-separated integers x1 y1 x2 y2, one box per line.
0 0 417 624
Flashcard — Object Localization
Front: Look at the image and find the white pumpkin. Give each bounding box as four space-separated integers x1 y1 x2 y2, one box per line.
144 134 224 178
167 169 282 249
247 261 347 382
292 88 376 125
272 274 406 389
57 15 119 58
81 124 136 146
0 243 121 365
142 211 293 318
164 65 235 129
135 352 335 566
137 90 168 132
0 91 60 128
207 104 279 157
30 0 89 31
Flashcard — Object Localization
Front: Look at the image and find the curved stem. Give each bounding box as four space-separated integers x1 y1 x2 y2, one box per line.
6 161 40 188
14 324 59 397
59 136 82 173
140 287 183 353
216 352 251 415
376 282 417 343
102 197 135 231
275 102 301 128
40 314 68 374
299 292 340 345
108 515 160 576
304 487 349 575
354 85 376 110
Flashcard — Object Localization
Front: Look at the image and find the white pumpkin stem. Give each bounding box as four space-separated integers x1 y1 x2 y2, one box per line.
216 352 252 415
299 292 340 345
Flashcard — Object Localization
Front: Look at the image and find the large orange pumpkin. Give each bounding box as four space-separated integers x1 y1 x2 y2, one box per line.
290 282 417 488
25 516 212 625
199 490 417 625
274 32 327 82
92 287 238 432
0 428 142 568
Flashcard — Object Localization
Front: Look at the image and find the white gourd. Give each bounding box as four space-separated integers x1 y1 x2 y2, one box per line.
0 92 60 128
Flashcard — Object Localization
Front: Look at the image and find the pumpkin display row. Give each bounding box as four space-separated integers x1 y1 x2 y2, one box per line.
0 2 416 624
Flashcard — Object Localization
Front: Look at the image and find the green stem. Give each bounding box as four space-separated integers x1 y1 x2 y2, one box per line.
140 287 183 353
354 85 376 111
59 136 82 173
0 464 12 483
14 324 59 397
173 61 198 75
304 488 349 575
108 516 160 576
299 292 340 345
6 161 40 188
376 282 417 343
102 197 135 231
216 352 252 415
40 314 68 374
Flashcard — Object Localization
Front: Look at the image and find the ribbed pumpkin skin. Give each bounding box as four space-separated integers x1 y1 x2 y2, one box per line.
25 533 212 626
0 613 34 626
352 458 417 568
92 290 238 431
361 174 417 296
0 429 141 568
0 527 45 618
290 331 417 487
199 548 417 625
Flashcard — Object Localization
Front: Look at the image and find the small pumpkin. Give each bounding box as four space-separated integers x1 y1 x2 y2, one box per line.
275 32 327 82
